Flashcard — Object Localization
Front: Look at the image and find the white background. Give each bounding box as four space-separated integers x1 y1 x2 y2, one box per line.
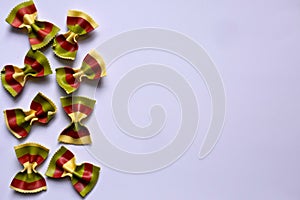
0 0 300 199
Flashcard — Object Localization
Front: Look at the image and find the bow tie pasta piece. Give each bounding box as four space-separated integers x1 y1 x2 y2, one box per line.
46 146 100 197
10 143 49 193
6 0 60 50
58 96 96 145
53 10 98 60
4 92 57 139
1 49 52 97
56 50 106 94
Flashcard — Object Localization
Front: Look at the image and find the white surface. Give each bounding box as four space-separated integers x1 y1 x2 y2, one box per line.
0 0 300 199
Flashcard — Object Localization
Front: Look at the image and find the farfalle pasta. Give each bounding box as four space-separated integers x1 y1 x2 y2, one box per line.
58 96 96 145
46 146 100 197
1 49 52 97
4 92 57 139
10 143 49 193
56 50 106 94
53 10 98 60
6 0 60 50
